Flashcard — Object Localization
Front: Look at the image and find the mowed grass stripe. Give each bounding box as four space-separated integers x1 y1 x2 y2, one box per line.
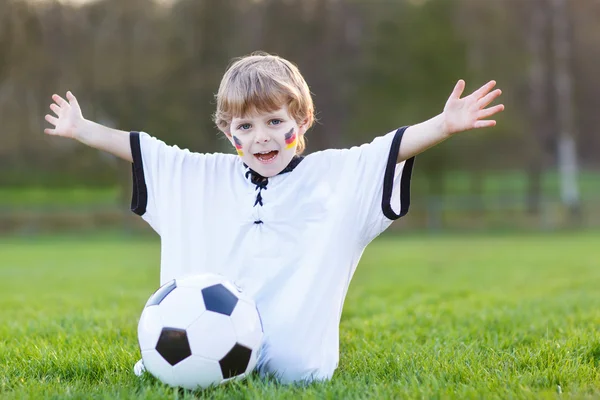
0 232 599 399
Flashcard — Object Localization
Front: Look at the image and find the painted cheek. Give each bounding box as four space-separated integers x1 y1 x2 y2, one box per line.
233 136 244 156
284 129 297 150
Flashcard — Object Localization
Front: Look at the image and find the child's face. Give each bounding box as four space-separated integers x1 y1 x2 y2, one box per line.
228 105 307 177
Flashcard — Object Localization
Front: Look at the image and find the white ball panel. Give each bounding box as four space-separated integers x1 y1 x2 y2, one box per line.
177 273 228 290
171 355 224 390
222 372 246 385
187 312 237 361
158 287 206 329
245 347 259 375
138 305 164 351
230 299 263 349
142 349 175 387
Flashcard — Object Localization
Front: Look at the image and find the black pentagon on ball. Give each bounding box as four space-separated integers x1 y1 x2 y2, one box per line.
156 328 191 366
219 343 252 379
145 279 177 307
202 284 238 316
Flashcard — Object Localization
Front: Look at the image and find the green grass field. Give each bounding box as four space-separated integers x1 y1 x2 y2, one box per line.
1 232 599 399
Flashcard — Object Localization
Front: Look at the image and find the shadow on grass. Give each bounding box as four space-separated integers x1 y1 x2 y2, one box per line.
136 370 331 399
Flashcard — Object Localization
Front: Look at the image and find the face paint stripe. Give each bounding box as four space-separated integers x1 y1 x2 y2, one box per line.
233 135 244 156
284 128 297 149
285 139 297 150
284 128 294 143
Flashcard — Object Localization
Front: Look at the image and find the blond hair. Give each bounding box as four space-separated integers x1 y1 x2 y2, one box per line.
213 52 315 155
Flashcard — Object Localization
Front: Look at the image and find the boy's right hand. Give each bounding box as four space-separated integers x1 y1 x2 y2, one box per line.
43 91 132 161
44 91 84 140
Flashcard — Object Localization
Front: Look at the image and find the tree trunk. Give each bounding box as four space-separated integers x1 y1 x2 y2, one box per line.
526 0 549 215
551 0 581 222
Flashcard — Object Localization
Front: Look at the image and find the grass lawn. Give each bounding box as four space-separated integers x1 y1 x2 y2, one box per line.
0 232 599 399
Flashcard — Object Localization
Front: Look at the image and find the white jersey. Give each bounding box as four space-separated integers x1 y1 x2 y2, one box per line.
130 127 415 383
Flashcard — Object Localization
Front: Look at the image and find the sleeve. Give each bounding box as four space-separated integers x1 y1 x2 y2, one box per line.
335 126 415 245
129 131 205 235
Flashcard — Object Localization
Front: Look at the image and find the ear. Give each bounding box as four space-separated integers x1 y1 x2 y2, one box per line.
297 118 310 137
222 128 234 144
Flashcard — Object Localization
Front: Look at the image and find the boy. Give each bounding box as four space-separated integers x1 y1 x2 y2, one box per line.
44 52 504 384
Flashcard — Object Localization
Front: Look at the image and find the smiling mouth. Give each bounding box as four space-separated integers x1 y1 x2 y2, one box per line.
254 150 279 164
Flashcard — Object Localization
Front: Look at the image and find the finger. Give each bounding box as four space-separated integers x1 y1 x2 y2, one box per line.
474 120 496 129
44 128 56 135
477 89 502 109
472 80 497 100
66 91 79 107
52 94 68 107
50 103 61 116
478 104 505 119
450 79 465 100
45 114 58 126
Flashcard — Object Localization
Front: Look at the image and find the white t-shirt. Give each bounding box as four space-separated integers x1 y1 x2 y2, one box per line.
130 127 415 383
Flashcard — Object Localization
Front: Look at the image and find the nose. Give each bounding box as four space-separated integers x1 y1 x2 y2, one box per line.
254 129 270 143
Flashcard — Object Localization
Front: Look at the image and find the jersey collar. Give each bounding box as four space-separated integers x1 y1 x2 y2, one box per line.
243 156 304 185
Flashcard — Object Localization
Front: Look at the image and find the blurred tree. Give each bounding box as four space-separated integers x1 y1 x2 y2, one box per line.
525 0 551 215
351 0 468 199
552 0 581 221
169 0 240 153
454 1 531 166
0 0 47 182
0 0 598 201
0 0 16 171
572 0 600 167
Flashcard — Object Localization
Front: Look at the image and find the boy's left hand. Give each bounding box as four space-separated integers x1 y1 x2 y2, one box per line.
442 80 504 136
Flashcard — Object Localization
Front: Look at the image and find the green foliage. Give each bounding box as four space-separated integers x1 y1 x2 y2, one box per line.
1 232 599 398
3 0 598 188
349 0 470 195
352 0 468 131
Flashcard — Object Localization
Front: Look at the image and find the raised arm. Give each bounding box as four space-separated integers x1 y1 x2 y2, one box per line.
397 80 504 163
44 92 132 163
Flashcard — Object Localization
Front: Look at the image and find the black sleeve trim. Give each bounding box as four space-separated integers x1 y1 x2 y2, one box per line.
382 126 415 221
130 132 148 216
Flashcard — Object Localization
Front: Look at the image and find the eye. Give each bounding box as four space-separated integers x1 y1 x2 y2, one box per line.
269 119 283 126
237 123 252 131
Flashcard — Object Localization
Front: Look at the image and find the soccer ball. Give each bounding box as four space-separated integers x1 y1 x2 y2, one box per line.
137 274 263 389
